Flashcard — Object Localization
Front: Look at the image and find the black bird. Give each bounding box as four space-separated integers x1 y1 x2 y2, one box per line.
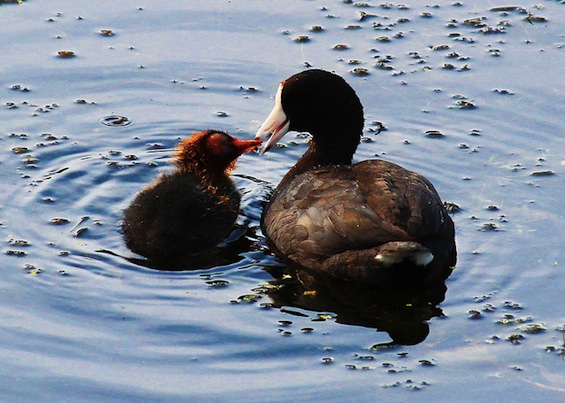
122 130 262 262
256 69 456 287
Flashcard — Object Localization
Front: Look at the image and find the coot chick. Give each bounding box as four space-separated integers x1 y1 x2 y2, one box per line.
256 69 456 287
122 130 262 262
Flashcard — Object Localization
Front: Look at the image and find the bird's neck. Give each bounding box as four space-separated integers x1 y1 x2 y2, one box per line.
179 162 232 187
278 132 358 188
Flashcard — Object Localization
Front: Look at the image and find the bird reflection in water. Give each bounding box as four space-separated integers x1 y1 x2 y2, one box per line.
119 224 258 271
264 262 452 346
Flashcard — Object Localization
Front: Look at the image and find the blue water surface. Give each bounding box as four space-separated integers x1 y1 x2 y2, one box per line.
1 0 564 401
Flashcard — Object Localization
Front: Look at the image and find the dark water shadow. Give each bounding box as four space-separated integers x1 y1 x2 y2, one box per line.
264 264 449 346
98 225 260 271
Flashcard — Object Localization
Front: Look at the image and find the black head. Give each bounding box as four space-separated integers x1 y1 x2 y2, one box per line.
283 70 364 138
256 69 364 164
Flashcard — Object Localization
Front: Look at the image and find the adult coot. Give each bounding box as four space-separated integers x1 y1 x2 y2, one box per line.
122 130 261 262
256 69 456 287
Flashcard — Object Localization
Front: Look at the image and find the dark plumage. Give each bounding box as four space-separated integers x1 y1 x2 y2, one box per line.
256 69 456 287
122 130 261 262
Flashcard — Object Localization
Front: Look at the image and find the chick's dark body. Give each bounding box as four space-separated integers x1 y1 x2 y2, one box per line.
123 172 240 261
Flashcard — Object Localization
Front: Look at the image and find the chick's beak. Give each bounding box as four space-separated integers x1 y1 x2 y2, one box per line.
255 82 290 154
232 137 263 156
